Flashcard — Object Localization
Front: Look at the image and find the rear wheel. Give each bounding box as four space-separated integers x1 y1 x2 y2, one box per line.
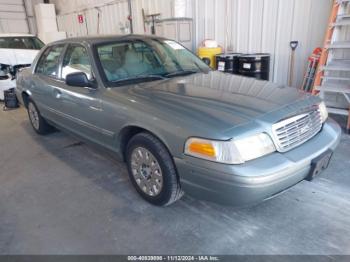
126 132 183 206
27 99 53 135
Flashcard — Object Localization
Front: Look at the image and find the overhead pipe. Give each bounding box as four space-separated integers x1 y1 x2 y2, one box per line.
128 0 133 34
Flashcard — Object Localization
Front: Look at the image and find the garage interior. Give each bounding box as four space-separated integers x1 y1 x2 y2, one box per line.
0 0 350 256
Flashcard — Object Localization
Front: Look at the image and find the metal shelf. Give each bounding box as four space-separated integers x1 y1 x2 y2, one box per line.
328 41 350 48
315 0 350 132
315 84 350 93
327 107 349 116
337 14 350 19
332 15 350 26
332 21 350 26
322 76 350 82
323 60 350 72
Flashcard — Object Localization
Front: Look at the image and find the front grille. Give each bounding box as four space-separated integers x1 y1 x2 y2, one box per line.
271 109 322 152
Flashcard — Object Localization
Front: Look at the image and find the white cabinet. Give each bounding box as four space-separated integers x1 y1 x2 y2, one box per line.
35 3 66 43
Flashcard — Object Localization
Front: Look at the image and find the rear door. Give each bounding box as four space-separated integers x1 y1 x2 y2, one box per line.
31 44 67 124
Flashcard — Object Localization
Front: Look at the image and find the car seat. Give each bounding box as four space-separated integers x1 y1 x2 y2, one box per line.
123 48 151 76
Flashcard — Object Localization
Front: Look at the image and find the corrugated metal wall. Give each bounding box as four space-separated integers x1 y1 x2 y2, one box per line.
0 0 43 34
0 0 29 33
56 1 130 37
194 0 332 87
53 0 332 87
130 0 192 34
55 0 192 37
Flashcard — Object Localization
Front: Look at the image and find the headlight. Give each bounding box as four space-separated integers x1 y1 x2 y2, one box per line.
0 64 11 78
184 133 276 164
318 101 328 123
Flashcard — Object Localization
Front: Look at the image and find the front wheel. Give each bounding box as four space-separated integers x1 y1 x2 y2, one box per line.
27 99 53 135
126 132 183 206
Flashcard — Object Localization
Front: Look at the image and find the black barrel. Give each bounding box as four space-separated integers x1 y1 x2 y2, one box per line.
215 53 241 74
4 88 19 109
238 53 270 80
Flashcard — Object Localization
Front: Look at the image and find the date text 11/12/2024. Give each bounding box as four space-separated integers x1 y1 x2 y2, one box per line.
127 255 220 261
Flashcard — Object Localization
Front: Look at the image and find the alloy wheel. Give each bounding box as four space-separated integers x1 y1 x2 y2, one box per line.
130 147 163 197
28 103 40 130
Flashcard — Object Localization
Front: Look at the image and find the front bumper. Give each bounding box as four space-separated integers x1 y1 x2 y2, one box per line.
0 77 16 100
175 119 341 205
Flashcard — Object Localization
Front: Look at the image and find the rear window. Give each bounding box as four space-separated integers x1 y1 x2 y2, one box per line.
0 37 44 50
36 45 65 77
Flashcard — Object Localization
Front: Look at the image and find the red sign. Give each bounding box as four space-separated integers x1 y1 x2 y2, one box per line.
78 14 84 24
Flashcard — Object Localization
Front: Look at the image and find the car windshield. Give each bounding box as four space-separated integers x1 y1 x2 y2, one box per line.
96 38 210 86
0 37 45 50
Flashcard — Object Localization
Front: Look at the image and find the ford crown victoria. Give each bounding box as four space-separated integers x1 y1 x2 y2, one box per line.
16 35 341 206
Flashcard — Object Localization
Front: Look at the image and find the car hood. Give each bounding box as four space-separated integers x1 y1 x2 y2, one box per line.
111 71 321 138
0 48 38 65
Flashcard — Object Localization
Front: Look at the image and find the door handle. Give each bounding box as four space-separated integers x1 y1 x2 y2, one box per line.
53 88 62 99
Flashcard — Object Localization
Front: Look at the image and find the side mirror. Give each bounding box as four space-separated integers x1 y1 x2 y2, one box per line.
65 72 95 88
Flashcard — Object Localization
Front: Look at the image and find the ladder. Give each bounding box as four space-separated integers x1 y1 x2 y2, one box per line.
313 0 350 134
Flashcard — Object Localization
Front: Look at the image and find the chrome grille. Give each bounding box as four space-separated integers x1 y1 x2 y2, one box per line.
271 109 322 152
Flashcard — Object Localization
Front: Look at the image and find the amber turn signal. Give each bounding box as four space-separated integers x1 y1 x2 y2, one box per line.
187 141 216 158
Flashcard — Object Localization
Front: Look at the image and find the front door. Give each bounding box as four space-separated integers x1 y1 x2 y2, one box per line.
53 44 113 145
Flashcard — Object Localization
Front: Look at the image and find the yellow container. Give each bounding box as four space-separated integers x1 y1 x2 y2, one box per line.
197 47 222 69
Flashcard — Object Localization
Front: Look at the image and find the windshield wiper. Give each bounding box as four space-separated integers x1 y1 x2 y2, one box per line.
164 70 200 78
111 74 168 84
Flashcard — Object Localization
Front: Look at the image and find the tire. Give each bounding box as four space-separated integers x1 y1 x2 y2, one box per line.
27 99 53 135
126 132 183 206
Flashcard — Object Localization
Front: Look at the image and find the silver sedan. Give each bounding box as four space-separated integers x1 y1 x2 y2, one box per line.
16 35 341 206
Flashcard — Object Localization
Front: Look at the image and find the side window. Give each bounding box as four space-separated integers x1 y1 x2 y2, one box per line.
36 45 64 77
62 45 92 80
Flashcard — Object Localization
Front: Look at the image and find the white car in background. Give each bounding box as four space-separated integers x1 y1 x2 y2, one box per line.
0 33 44 100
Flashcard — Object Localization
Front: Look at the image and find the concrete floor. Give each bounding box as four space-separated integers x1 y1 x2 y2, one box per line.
0 106 350 255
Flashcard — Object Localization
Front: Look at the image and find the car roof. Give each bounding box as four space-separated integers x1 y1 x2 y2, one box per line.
49 34 167 45
0 33 36 37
